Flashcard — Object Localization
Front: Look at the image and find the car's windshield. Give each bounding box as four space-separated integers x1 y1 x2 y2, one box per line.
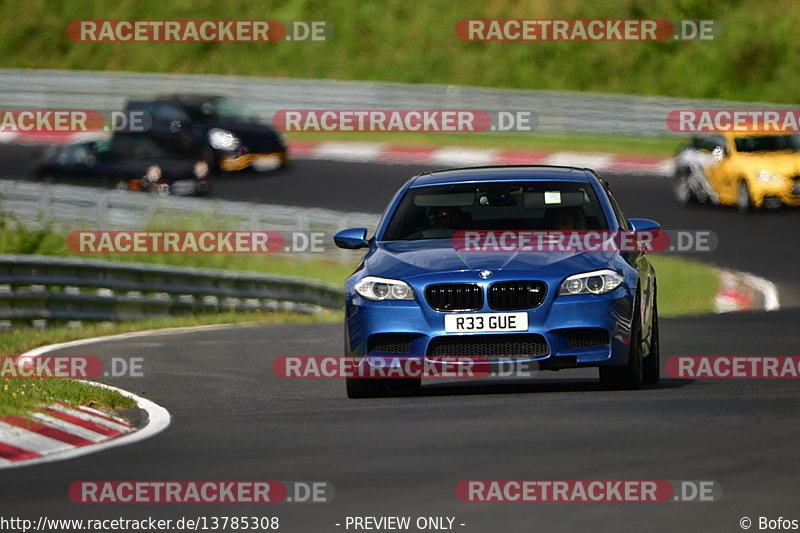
194 98 253 122
734 134 800 153
382 180 609 241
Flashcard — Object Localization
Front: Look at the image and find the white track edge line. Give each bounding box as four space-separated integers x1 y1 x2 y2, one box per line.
741 271 781 311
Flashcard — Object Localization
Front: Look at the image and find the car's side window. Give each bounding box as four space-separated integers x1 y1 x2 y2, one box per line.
154 102 189 124
55 146 71 165
693 135 725 152
128 102 157 124
69 145 93 165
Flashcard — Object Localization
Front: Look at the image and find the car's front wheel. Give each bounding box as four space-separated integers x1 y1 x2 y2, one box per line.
673 167 698 206
643 296 660 385
106 175 129 191
599 295 644 390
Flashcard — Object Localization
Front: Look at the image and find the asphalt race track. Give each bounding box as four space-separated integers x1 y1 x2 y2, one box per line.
1 143 800 532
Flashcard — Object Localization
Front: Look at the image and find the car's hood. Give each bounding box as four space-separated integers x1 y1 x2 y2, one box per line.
733 152 800 175
366 240 619 279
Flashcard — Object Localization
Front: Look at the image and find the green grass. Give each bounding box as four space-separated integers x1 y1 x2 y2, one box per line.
290 131 680 157
650 254 720 317
0 0 798 103
0 378 136 417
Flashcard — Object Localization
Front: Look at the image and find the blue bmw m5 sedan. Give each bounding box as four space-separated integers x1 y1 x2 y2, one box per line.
334 166 660 398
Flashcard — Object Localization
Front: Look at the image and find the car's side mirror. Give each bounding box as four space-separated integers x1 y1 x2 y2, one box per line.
627 218 661 232
334 228 370 249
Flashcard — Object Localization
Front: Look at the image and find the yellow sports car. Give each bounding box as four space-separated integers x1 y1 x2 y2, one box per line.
673 132 800 211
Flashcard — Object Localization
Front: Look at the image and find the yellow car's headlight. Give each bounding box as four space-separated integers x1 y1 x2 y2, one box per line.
758 169 784 184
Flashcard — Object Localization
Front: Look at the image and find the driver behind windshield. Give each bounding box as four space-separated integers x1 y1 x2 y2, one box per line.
544 206 585 231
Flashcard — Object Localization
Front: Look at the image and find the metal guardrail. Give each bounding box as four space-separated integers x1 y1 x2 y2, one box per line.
0 255 343 324
0 179 381 264
0 68 792 137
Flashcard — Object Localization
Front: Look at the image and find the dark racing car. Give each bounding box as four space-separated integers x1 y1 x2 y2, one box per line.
32 133 212 196
125 94 288 173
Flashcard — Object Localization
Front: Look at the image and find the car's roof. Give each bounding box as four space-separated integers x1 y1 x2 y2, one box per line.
696 131 798 139
410 165 595 187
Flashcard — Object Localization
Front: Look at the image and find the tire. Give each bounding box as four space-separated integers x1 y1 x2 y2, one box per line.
346 376 420 399
599 293 644 390
202 147 223 174
673 168 697 206
737 180 753 213
106 175 129 191
643 297 660 385
763 196 782 211
195 180 213 197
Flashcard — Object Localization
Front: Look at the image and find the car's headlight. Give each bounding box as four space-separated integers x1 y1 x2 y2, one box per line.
758 169 784 184
559 269 624 296
194 161 209 178
354 276 415 301
208 128 240 151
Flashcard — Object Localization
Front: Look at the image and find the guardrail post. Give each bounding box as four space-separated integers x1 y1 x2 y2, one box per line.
39 184 52 225
97 192 109 232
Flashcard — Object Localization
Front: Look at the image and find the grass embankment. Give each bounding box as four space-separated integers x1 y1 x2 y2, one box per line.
1 0 797 104
649 255 719 317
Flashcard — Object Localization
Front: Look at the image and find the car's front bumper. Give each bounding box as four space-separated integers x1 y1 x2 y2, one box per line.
751 179 800 208
220 151 287 172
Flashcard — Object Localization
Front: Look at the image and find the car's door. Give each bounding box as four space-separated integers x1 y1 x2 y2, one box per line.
58 144 97 178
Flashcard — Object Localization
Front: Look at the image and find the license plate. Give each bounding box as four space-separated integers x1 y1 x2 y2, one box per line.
171 180 196 195
444 312 528 333
252 155 281 171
